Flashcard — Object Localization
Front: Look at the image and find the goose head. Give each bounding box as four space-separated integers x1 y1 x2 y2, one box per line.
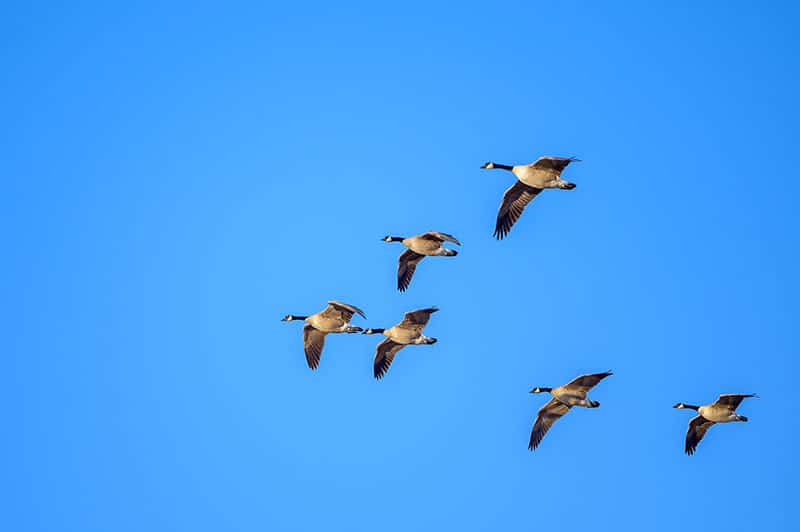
362 328 385 335
529 387 552 394
480 162 496 169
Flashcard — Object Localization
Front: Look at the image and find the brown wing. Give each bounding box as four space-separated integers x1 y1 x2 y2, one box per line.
494 180 542 240
685 415 715 455
565 371 613 393
322 300 366 321
529 156 579 173
397 250 425 292
374 339 405 380
302 324 327 370
529 398 571 451
400 307 439 328
420 231 461 245
713 394 756 410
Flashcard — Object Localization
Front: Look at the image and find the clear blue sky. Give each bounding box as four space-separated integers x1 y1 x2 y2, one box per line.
3 2 798 531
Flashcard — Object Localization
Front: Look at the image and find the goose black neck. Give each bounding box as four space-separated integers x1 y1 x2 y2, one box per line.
538 387 553 393
369 328 385 333
387 237 404 242
494 163 513 171
290 315 308 320
684 404 700 411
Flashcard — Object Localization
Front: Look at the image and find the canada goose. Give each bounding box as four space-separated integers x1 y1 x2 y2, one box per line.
382 231 461 292
528 371 612 451
673 394 757 455
362 307 439 379
281 301 366 370
480 156 579 239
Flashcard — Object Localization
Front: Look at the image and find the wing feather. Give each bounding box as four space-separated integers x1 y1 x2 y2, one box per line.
323 301 366 320
397 250 425 292
302 324 327 370
685 415 715 455
530 156 579 172
494 181 541 240
565 371 613 393
420 231 461 245
713 394 756 410
373 339 405 380
400 307 439 327
529 398 571 451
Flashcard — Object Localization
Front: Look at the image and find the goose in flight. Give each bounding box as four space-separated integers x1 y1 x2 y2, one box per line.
382 231 460 292
528 371 612 451
673 394 756 455
363 307 439 379
281 301 366 370
480 156 579 239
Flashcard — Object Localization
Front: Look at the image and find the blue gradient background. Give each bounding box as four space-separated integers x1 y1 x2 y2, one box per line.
3 2 798 531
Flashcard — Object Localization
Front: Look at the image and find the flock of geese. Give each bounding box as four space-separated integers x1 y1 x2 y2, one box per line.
282 155 756 455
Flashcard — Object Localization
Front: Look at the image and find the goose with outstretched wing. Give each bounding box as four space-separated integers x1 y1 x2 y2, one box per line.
281 301 366 370
481 156 579 239
382 231 460 292
528 371 612 451
674 393 756 455
363 307 439 379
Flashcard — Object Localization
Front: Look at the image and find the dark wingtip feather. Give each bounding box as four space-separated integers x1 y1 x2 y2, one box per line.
374 361 388 380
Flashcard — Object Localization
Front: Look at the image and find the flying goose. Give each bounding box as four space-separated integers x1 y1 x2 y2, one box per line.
281 301 366 370
480 156 579 239
382 231 461 292
528 371 612 451
362 307 439 379
673 394 756 455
